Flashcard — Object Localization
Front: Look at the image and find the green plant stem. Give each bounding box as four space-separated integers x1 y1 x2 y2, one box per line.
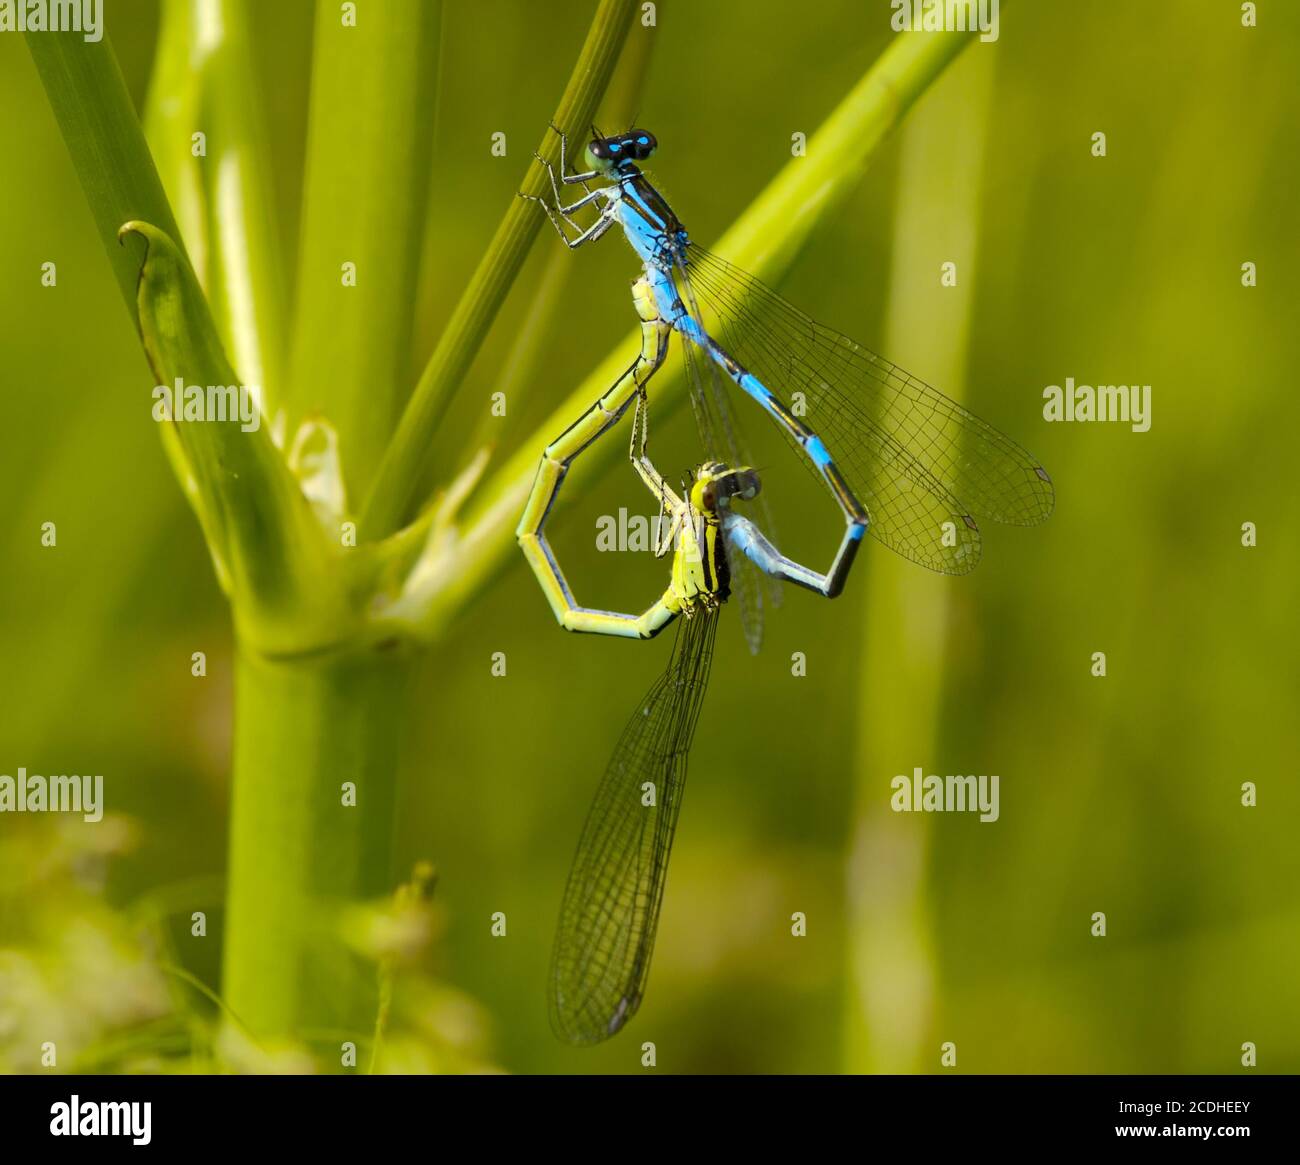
144 0 289 413
410 23 982 639
24 29 187 325
27 27 410 1050
126 220 345 652
223 647 416 1042
469 14 658 456
360 0 637 540
287 0 443 499
25 32 331 649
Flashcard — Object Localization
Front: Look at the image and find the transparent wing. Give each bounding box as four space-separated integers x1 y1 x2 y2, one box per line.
549 605 719 1045
682 243 1055 574
677 332 771 653
677 265 781 653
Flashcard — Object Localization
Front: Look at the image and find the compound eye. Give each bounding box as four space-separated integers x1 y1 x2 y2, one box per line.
701 487 716 511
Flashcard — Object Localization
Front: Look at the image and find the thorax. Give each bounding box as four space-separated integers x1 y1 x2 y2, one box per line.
671 514 730 609
608 172 687 267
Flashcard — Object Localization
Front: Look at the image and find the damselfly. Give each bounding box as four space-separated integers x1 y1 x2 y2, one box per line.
521 125 1054 650
517 125 1054 1043
517 276 863 639
535 388 857 1043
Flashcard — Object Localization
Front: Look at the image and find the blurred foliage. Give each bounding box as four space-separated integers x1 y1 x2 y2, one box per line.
0 816 169 1072
0 813 494 1072
1 0 1297 1074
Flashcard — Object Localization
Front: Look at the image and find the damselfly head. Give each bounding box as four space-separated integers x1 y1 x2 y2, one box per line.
691 463 761 513
585 128 657 173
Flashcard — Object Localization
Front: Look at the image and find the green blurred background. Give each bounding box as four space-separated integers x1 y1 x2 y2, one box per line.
1 0 1297 1074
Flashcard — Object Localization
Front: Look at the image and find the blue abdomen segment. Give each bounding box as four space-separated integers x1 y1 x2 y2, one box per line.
805 435 833 469
650 272 866 525
737 371 775 406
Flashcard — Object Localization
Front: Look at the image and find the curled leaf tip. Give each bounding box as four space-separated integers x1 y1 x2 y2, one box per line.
117 219 175 248
116 222 173 296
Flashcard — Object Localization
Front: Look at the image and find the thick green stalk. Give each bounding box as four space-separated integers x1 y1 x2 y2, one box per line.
360 0 637 539
409 24 982 639
26 27 401 1049
224 648 416 1042
287 0 443 498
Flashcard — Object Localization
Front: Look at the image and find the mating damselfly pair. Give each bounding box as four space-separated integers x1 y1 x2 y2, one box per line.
516 125 1053 1045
